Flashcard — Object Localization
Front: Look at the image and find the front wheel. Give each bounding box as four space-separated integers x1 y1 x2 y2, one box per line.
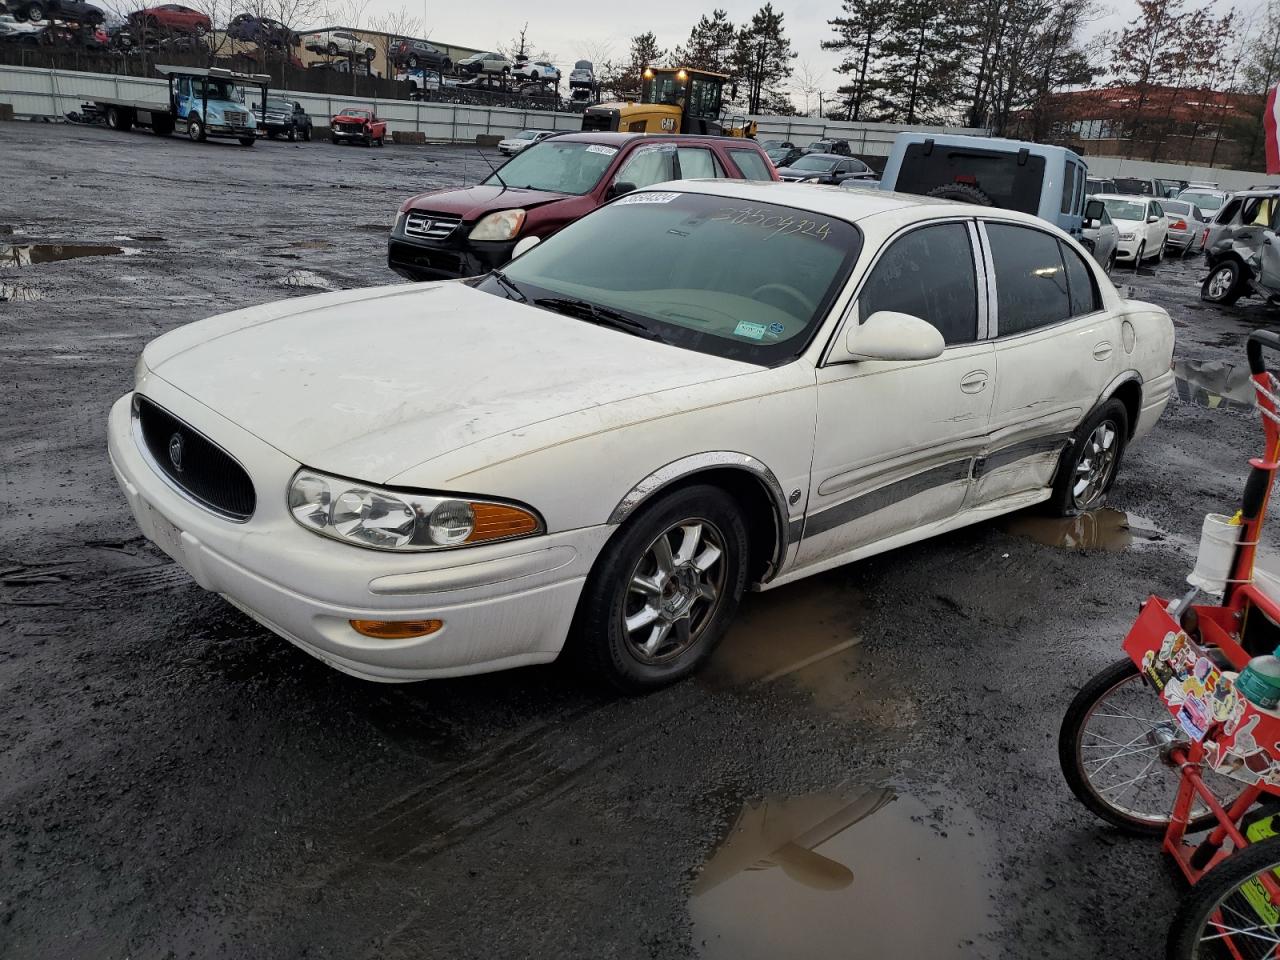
1106 249 1117 275
286 125 295 141
187 113 205 142
238 136 255 146
1154 240 1165 264
1167 834 1280 959
1059 658 1227 835
1048 398 1127 515
568 484 749 693
1203 260 1245 305
1134 242 1145 269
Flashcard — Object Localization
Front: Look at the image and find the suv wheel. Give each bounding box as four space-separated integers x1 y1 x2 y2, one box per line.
1202 260 1245 305
924 183 993 205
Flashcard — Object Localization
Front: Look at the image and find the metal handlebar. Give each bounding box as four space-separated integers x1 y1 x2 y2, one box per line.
1247 330 1280 375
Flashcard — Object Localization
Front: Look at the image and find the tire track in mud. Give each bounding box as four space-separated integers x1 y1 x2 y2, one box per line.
0 545 190 608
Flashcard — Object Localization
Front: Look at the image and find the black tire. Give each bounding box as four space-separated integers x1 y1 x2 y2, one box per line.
1107 249 1117 275
1048 398 1128 516
267 129 277 139
152 114 173 136
106 105 130 131
377 135 385 146
1134 242 1145 269
364 47 374 61
26 2 44 20
1060 659 1225 836
286 125 295 141
567 483 750 694
1202 260 1245 305
1155 240 1165 264
302 124 311 142
407 54 417 68
924 182 993 205
187 113 205 142
326 41 337 55
1166 834 1280 959
238 136 255 146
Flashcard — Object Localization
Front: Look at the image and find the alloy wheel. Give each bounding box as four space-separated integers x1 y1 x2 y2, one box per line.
1207 266 1235 300
621 518 727 665
1071 420 1119 510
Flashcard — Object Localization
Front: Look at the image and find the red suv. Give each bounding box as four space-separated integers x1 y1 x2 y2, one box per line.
130 4 210 33
389 132 778 281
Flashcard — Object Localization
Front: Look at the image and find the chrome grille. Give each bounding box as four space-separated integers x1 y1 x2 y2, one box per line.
223 109 249 126
404 211 461 240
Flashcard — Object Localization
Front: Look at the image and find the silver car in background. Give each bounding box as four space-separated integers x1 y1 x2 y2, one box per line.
1081 197 1118 272
1162 199 1210 255
1177 187 1231 220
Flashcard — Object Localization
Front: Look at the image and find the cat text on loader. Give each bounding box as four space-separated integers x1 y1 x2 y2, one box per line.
581 66 756 138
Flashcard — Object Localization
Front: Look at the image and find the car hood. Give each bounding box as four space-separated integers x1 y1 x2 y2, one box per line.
402 184 574 219
776 167 824 178
142 282 754 483
1109 217 1143 229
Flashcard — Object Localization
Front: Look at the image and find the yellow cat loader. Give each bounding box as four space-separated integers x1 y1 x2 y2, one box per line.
582 67 756 138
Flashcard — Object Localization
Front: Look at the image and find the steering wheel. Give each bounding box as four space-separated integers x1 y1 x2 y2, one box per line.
750 283 815 318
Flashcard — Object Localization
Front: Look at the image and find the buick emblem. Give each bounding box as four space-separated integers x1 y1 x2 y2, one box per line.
168 432 185 472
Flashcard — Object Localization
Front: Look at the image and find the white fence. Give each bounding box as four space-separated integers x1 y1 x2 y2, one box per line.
0 64 989 151
1083 155 1263 192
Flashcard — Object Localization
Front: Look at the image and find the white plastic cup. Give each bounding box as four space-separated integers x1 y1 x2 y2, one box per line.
1187 513 1242 594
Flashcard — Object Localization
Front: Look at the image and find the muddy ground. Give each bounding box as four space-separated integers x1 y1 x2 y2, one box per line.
1 122 1275 960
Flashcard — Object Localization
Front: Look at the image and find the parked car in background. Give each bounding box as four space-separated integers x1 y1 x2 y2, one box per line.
1096 194 1169 264
0 12 44 39
568 59 593 89
389 132 778 281
1160 199 1210 255
304 29 373 60
457 50 511 75
258 97 311 141
226 14 293 47
803 138 851 156
1177 186 1230 218
512 59 559 82
765 144 802 167
329 106 385 146
1086 177 1118 195
776 153 874 185
114 181 1174 690
876 133 1089 238
7 0 101 22
759 139 793 151
1081 197 1119 272
498 128 555 155
389 37 449 70
129 4 209 33
1201 189 1280 304
1113 176 1186 199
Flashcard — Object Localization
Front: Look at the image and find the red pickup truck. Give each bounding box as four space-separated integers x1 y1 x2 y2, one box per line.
330 107 386 147
388 131 777 281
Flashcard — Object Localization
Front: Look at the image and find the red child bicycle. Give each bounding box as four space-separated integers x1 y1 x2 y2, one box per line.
1061 330 1280 959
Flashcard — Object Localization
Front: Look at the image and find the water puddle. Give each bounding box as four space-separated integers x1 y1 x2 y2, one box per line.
0 243 125 266
1173 358 1256 411
0 281 43 302
999 507 1166 551
692 789 995 959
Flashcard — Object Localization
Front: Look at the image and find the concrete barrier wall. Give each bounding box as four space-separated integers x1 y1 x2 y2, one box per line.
1083 155 1263 192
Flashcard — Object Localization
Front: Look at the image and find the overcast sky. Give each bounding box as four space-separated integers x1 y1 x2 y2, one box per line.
381 0 1255 107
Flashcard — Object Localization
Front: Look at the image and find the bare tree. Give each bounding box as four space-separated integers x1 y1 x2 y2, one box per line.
791 59 822 116
370 4 421 78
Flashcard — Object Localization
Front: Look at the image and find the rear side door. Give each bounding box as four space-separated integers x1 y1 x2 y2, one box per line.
972 220 1117 504
798 220 995 566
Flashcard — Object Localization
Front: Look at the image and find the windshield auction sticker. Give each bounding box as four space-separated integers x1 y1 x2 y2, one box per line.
733 321 767 340
585 144 618 155
615 192 681 205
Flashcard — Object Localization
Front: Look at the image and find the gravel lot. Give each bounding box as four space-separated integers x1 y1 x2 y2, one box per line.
1 121 1275 960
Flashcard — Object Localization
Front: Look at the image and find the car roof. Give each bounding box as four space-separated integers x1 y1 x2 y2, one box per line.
544 132 761 147
1092 193 1152 201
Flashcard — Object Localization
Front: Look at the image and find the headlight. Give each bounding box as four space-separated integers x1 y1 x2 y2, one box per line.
134 353 149 386
469 209 527 241
1119 232 1135 241
287 469 543 551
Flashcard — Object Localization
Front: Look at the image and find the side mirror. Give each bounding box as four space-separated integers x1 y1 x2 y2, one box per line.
1147 215 1160 223
833 311 945 363
607 180 636 200
511 235 540 258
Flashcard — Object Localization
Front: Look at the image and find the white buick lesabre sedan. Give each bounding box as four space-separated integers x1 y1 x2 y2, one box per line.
108 181 1175 691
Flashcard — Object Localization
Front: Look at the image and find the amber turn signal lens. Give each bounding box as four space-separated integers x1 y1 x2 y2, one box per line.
465 503 541 543
349 619 443 640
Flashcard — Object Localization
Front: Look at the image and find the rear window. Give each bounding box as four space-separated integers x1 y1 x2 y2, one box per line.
1114 178 1152 195
894 143 1047 215
1163 201 1191 215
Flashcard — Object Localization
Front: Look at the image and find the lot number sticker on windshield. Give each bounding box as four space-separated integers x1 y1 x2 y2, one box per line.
585 144 618 156
615 192 680 205
733 321 768 340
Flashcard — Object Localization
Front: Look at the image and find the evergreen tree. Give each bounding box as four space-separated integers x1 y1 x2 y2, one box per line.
599 31 667 98
674 10 737 75
823 0 891 121
874 0 966 123
731 4 796 114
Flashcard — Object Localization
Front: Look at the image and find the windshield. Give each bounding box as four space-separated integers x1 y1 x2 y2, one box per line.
516 130 539 139
486 140 617 195
200 78 241 101
267 98 291 112
791 155 838 171
339 109 371 118
1101 198 1147 221
1181 191 1224 211
482 191 862 365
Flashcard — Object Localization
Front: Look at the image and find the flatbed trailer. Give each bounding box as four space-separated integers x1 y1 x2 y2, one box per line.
88 65 270 146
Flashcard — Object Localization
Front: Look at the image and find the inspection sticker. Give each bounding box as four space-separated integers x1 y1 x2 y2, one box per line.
615 192 681 205
767 321 785 336
585 144 618 155
733 321 768 340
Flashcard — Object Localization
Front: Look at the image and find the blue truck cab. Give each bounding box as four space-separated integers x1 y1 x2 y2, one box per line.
159 64 267 146
877 133 1090 238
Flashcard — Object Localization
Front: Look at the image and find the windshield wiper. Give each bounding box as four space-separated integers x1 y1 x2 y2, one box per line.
491 269 527 302
534 296 667 342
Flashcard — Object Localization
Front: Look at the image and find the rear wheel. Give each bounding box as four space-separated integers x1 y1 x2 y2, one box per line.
286 125 295 141
1048 398 1127 516
25 2 45 21
1167 834 1280 959
568 484 749 693
1203 260 1245 305
302 124 312 142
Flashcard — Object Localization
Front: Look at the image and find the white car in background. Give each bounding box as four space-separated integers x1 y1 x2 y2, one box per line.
1097 193 1170 265
108 183 1173 692
512 59 560 83
304 29 375 60
497 128 555 155
1177 187 1230 220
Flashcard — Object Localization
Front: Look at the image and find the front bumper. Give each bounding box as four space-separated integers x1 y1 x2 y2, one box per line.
1115 236 1143 260
108 385 608 681
331 125 371 140
388 227 517 281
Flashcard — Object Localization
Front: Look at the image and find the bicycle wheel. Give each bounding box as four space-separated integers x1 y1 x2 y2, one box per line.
1167 834 1280 959
1060 658 1230 834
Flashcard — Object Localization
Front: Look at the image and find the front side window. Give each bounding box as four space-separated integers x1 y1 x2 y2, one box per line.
729 149 773 181
1151 201 1164 218
486 191 863 365
676 147 723 179
487 140 617 195
858 222 978 345
986 222 1070 335
614 145 675 189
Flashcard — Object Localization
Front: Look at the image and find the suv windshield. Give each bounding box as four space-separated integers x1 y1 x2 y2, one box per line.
1101 198 1147 221
484 191 862 365
792 155 838 171
486 140 617 194
267 98 291 112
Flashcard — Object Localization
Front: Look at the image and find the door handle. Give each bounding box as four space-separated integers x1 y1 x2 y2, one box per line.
960 370 988 393
1093 342 1113 360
